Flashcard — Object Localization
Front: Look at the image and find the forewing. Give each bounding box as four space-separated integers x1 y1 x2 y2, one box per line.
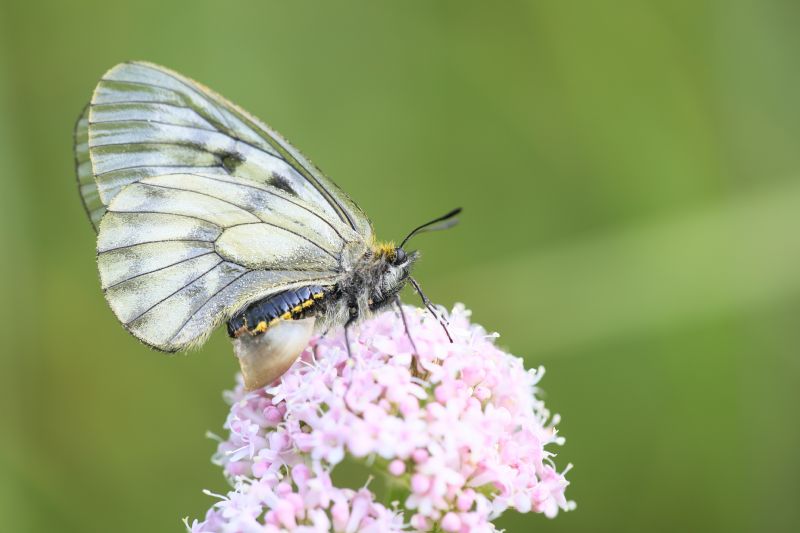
75 105 105 230
97 172 342 352
82 61 372 239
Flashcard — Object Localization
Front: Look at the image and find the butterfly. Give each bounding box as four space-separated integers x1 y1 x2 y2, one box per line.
75 62 460 389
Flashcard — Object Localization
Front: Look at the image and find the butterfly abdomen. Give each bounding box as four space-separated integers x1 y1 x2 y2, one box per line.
227 285 328 338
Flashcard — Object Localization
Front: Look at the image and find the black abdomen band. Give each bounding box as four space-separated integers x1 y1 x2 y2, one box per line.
227 285 327 338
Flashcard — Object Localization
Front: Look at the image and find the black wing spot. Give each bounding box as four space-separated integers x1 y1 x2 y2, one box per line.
270 173 297 196
221 152 245 173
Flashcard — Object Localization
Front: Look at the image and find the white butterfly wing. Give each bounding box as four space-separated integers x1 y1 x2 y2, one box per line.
74 105 105 230
77 61 372 239
74 61 375 351
97 172 348 352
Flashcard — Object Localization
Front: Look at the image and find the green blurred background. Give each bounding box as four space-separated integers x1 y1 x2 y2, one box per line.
2 1 799 531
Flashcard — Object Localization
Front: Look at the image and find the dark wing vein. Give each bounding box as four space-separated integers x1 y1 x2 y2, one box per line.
109 210 220 227
96 164 223 177
104 69 237 132
104 251 217 290
91 100 195 110
74 104 99 231
88 118 219 133
166 271 249 344
99 238 212 254
121 258 223 325
108 64 356 230
90 140 225 151
183 172 347 242
140 182 339 260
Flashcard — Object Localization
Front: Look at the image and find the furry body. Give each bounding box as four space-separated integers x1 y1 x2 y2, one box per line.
74 62 457 380
227 241 418 340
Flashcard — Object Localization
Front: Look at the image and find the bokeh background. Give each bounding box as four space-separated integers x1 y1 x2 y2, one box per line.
2 1 799 531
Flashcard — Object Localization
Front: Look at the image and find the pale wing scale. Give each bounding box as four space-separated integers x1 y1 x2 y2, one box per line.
126 261 249 349
89 65 328 212
159 270 331 351
89 121 238 153
82 61 372 238
215 224 334 270
90 102 217 130
90 142 220 176
98 241 215 289
108 182 261 228
101 63 234 136
104 253 223 324
96 175 342 351
93 80 187 108
97 211 221 252
139 173 354 250
73 61 378 352
74 106 105 229
97 166 229 206
101 63 283 158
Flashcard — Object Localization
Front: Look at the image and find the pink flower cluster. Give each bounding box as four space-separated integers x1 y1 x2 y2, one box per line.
188 304 573 532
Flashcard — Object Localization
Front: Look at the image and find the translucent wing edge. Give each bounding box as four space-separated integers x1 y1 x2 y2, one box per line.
74 104 104 231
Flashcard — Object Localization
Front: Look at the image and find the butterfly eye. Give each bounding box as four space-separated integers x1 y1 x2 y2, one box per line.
395 248 407 264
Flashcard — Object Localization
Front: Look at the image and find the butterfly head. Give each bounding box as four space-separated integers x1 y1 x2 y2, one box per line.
365 208 461 310
359 242 414 311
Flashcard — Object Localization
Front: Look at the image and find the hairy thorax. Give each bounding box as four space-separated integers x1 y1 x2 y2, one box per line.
319 240 416 332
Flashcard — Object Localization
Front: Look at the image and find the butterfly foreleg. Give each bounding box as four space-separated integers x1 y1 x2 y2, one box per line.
343 307 358 358
395 296 419 355
408 276 453 343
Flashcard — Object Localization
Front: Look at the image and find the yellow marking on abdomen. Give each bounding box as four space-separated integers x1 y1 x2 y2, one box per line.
247 296 322 335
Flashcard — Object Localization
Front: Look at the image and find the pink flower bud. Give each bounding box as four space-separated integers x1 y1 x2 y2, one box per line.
190 304 573 532
263 405 282 424
441 512 462 532
251 460 269 478
275 482 292 497
474 385 491 401
457 489 475 512
274 500 296 529
331 500 349 530
410 513 430 530
411 474 430 494
291 463 310 486
412 448 430 463
389 459 406 476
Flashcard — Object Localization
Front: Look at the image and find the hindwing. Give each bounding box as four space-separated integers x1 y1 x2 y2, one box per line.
97 172 346 352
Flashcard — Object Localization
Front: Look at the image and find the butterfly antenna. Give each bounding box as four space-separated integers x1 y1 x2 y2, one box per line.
409 277 453 343
399 208 462 249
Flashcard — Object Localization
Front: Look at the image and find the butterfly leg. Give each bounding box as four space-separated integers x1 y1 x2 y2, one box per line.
408 276 453 342
395 296 419 355
343 308 357 358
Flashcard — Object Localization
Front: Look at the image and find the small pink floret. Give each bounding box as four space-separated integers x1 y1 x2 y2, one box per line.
389 459 406 476
190 304 573 532
441 512 462 532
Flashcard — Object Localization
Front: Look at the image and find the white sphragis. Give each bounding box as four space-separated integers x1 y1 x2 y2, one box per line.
75 62 458 389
